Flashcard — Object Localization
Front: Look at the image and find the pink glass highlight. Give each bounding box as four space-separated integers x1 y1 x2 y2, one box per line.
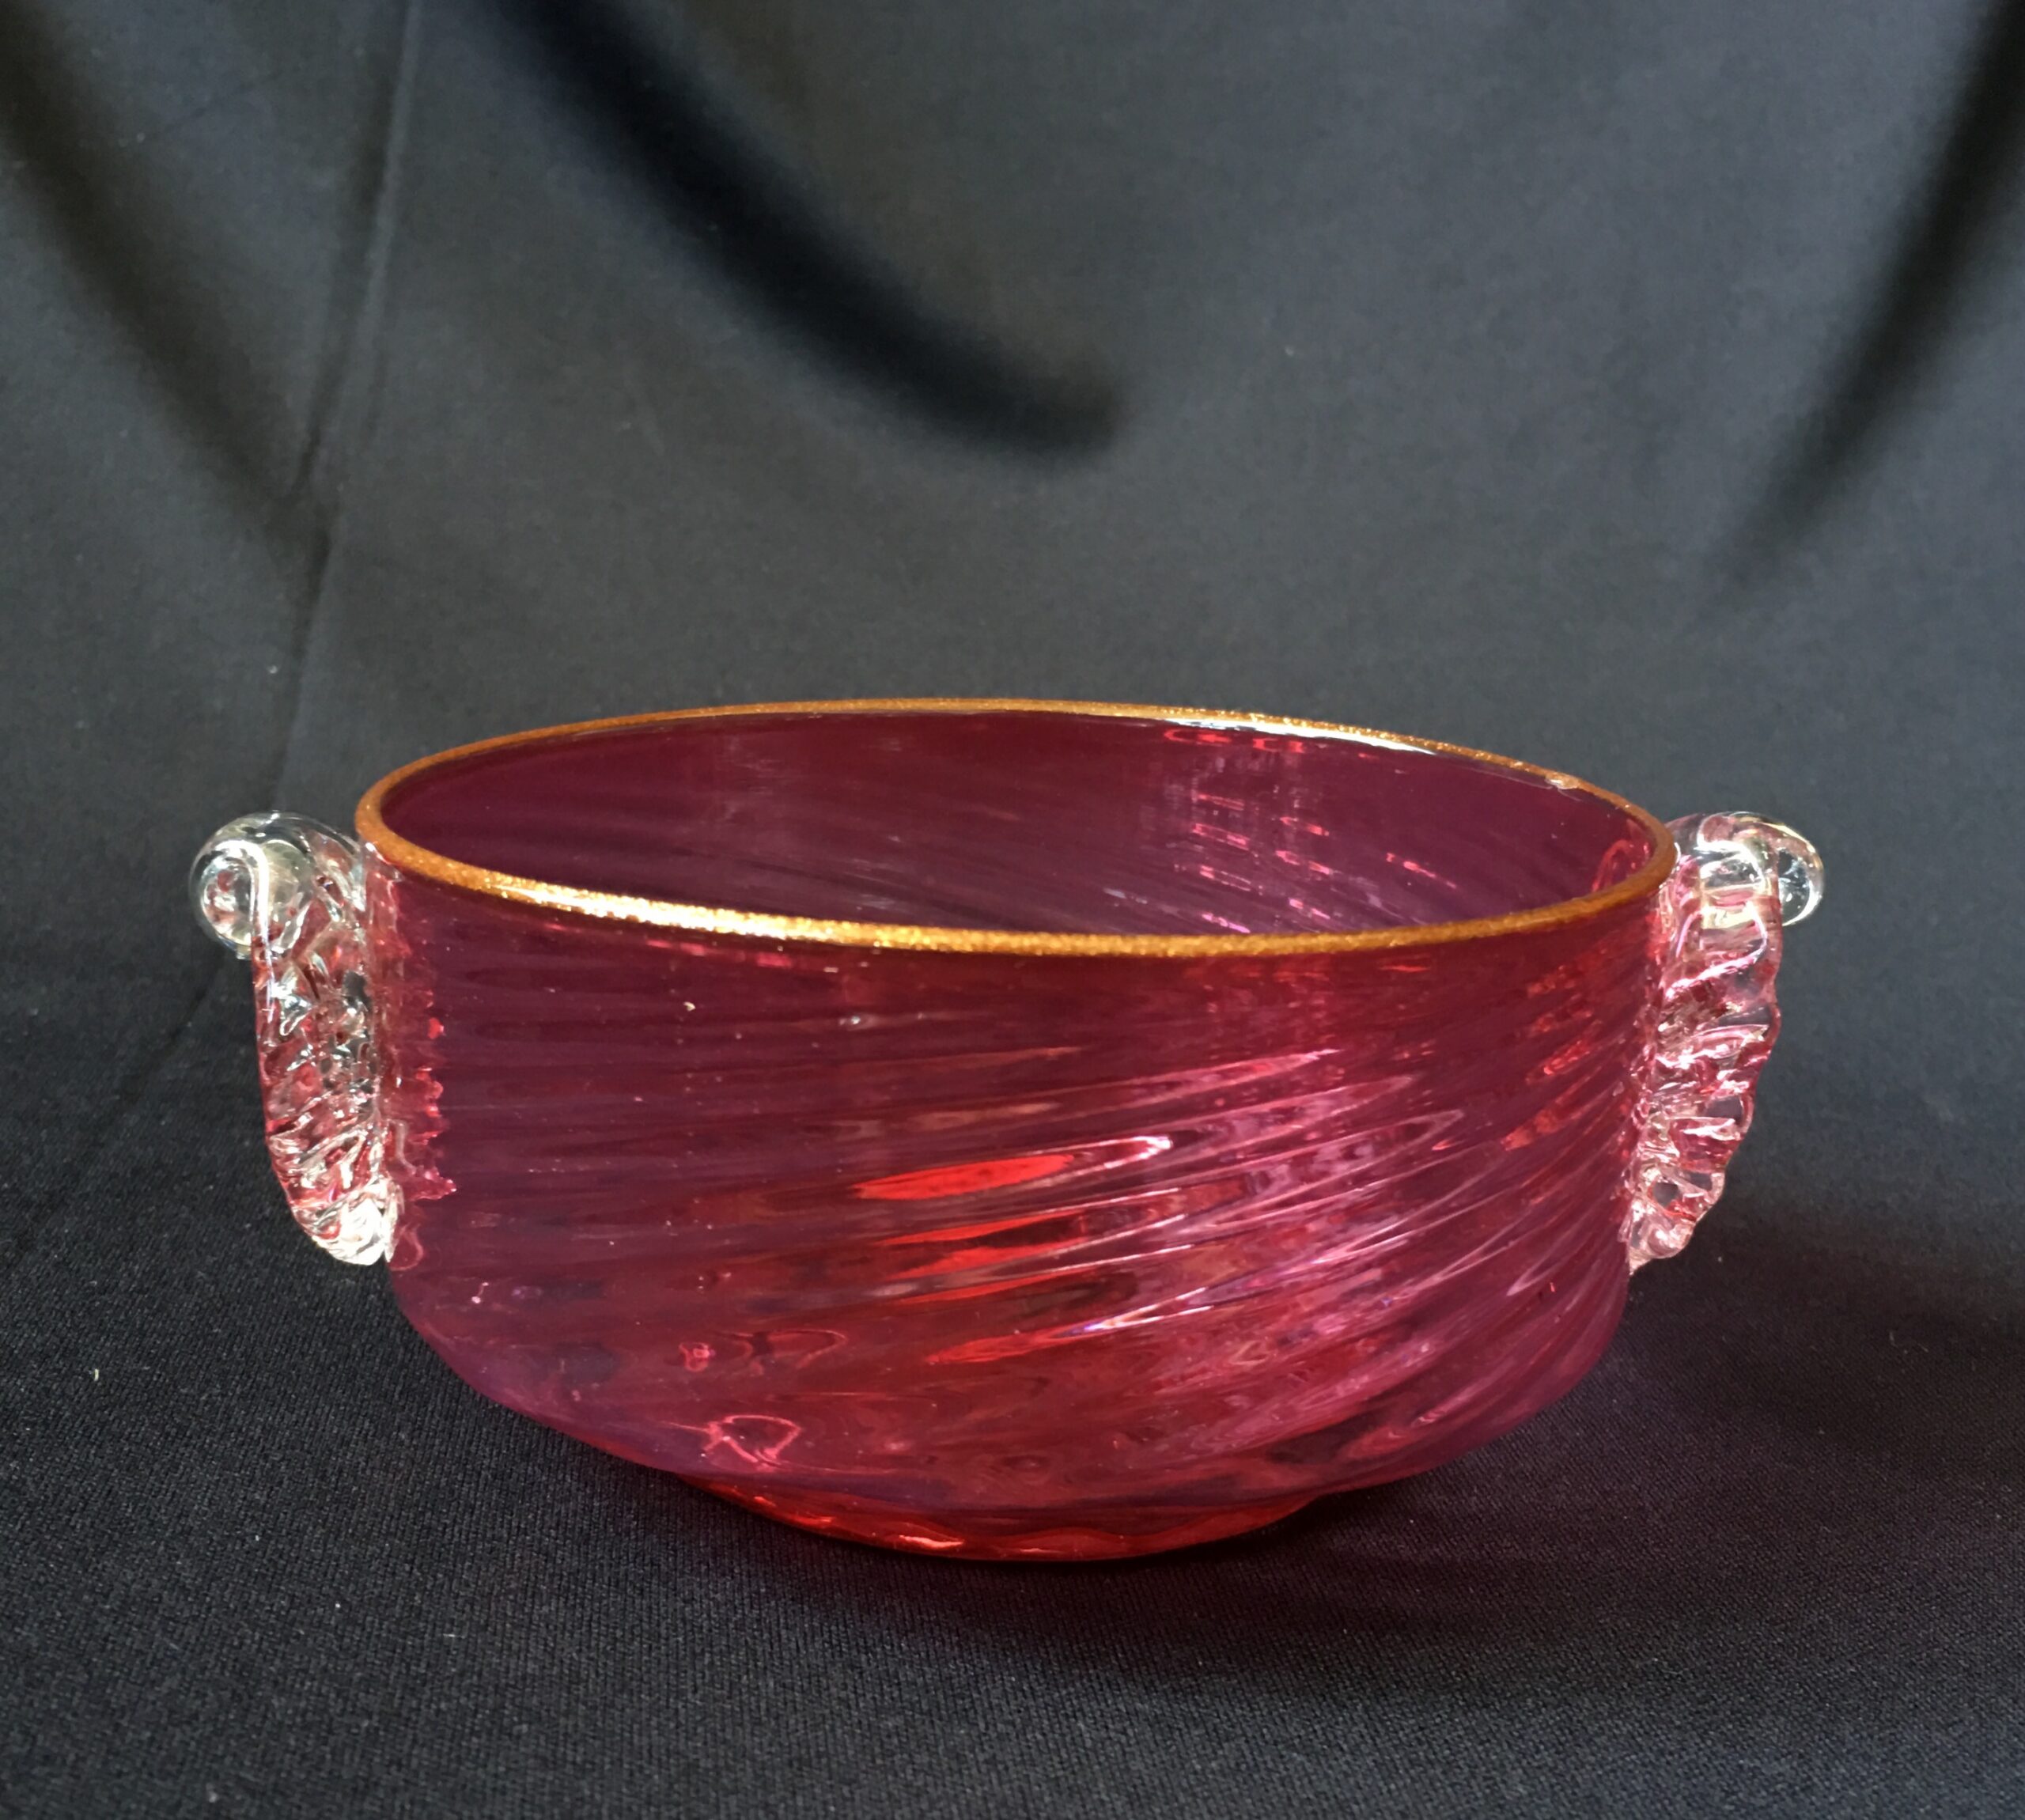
195 704 1820 1560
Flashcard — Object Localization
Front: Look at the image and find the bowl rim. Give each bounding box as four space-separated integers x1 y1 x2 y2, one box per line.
355 697 1677 956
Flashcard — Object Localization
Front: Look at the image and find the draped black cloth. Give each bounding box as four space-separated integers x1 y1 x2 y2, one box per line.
5 2 2022 1811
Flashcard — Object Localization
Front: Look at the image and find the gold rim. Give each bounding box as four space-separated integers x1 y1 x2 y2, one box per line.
355 698 1675 957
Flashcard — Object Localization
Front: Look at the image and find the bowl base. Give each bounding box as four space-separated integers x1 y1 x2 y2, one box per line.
686 1478 1313 1561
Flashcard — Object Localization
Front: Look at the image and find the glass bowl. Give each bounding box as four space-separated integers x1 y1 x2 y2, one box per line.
192 701 1821 1560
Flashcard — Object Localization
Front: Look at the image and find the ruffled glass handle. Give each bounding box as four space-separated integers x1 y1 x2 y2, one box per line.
191 815 398 1264
1626 812 1824 1269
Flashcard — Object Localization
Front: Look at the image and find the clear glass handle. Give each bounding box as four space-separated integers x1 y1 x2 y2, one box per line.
1626 812 1824 1269
191 815 398 1264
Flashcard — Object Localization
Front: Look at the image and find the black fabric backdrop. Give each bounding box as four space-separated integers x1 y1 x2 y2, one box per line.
5 2 2023 1813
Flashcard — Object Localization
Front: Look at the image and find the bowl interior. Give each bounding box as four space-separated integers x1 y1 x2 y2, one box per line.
375 706 1656 936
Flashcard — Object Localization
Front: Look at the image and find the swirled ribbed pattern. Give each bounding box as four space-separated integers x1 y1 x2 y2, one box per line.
367 709 1664 1557
370 919 1656 1554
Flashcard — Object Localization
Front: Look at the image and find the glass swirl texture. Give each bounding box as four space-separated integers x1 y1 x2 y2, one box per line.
359 706 1682 1559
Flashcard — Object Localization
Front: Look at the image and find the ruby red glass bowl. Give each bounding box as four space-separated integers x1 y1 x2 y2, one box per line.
192 702 1821 1560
